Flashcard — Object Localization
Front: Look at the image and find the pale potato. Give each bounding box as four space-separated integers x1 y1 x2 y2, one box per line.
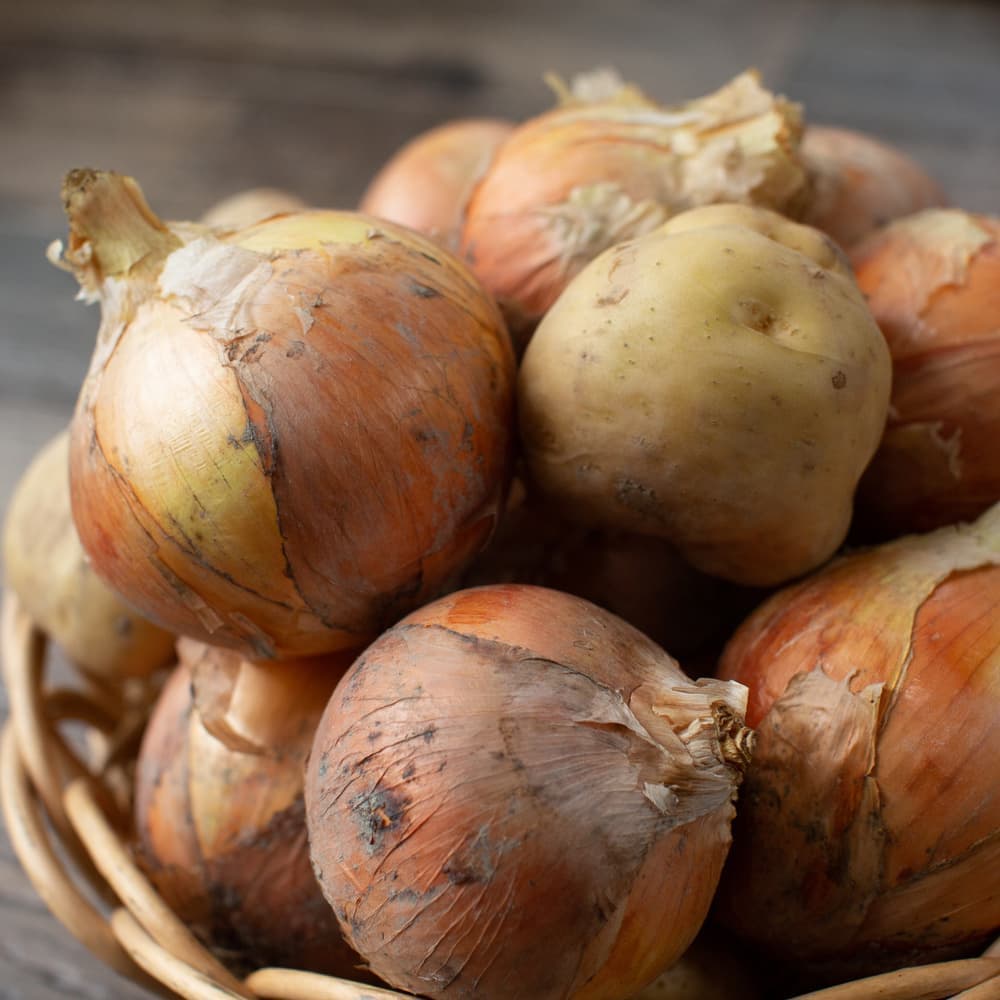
517 206 891 586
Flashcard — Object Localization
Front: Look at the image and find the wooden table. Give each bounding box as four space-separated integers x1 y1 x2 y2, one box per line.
1 1 998 995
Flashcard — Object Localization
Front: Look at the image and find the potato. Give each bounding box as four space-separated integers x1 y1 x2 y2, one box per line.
2 429 175 679
518 205 892 586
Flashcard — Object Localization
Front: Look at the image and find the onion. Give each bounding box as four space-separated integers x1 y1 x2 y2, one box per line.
359 118 514 251
305 583 753 999
714 502 1000 983
53 169 515 659
201 187 309 230
2 428 174 680
800 125 947 250
459 69 809 344
850 209 1000 538
134 639 366 976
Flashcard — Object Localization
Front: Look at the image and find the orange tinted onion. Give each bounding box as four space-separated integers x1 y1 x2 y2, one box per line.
714 503 1000 983
460 69 809 343
800 125 947 250
305 583 753 999
359 118 514 250
54 169 516 659
134 640 366 976
851 209 1000 538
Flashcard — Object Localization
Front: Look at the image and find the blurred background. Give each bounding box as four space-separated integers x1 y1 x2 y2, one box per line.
0 0 998 995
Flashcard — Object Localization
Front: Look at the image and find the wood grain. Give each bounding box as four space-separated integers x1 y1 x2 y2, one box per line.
1 1 999 996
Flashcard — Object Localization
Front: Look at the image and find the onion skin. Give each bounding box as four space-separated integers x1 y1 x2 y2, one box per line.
134 642 366 977
305 583 752 999
460 70 808 344
714 503 1000 982
359 118 514 251
800 125 947 250
851 209 1000 538
58 169 515 659
2 429 174 680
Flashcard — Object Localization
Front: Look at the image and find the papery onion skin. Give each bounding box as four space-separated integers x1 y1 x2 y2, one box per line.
2 428 174 680
851 209 1000 539
359 118 514 251
134 641 367 977
800 125 948 251
714 504 1000 983
60 170 516 660
459 70 809 344
305 583 752 1000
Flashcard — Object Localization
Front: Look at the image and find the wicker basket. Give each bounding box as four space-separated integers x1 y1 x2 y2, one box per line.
2 589 998 1000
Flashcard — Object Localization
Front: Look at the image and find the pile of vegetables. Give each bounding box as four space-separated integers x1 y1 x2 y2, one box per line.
4 65 999 999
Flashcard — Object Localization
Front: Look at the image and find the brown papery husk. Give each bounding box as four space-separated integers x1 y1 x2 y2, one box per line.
306 583 753 1000
459 69 808 349
134 644 374 979
57 170 516 660
800 125 948 251
851 210 1000 540
714 502 1000 988
359 118 515 251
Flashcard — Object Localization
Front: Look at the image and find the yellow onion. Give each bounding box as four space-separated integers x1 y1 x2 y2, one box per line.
305 583 753 1000
800 125 947 250
53 169 515 659
359 118 514 250
2 428 174 680
134 639 366 976
201 187 309 230
851 209 1000 538
714 502 1000 983
460 69 809 343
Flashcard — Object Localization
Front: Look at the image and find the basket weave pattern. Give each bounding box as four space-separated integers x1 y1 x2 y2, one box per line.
1 590 998 1000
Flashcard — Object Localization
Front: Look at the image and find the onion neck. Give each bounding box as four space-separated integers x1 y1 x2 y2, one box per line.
53 169 182 301
712 701 755 777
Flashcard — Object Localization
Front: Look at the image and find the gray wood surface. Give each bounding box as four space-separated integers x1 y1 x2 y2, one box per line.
1 0 999 996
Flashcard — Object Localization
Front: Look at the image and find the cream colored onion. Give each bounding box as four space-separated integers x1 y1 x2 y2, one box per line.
305 583 753 1000
201 187 309 230
53 169 516 659
2 428 174 679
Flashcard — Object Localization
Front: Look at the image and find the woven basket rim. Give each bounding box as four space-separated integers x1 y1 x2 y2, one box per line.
1 588 997 1000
